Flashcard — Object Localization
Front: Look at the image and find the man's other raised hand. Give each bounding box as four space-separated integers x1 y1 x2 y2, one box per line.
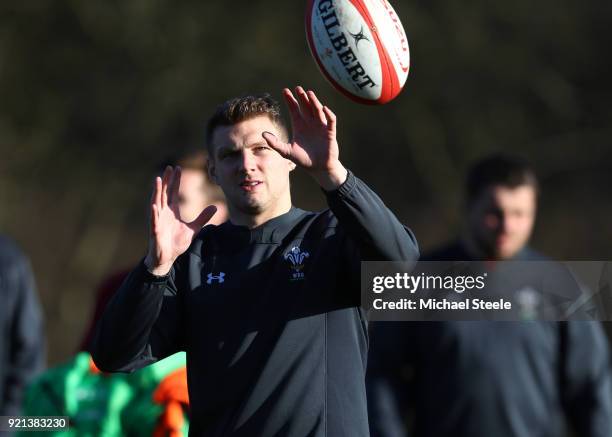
144 166 217 276
262 87 348 191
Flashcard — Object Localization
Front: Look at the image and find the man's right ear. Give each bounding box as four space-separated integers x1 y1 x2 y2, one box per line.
208 161 219 185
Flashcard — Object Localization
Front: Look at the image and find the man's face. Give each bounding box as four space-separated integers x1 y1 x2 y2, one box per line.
468 184 537 260
208 115 294 221
177 168 208 223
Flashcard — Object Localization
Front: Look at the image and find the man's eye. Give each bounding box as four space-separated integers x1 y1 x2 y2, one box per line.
221 151 239 159
254 146 269 152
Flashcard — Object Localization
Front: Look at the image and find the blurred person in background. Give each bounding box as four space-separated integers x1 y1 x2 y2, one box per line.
20 149 226 436
91 87 418 436
0 235 45 418
367 153 612 437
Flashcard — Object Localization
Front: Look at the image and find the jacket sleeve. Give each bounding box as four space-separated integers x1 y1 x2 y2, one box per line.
91 260 184 373
0 245 45 415
561 321 612 437
325 171 419 262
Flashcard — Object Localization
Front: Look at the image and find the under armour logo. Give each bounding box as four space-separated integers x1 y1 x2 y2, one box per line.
206 272 226 284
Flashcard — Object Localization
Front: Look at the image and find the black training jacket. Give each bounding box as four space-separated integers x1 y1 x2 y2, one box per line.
92 171 418 436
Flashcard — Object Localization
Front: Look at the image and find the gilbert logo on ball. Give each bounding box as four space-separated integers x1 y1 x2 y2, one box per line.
306 0 410 104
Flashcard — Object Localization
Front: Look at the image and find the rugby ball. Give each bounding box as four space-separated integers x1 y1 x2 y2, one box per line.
305 0 410 105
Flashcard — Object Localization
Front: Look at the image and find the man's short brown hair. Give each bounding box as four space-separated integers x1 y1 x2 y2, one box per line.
205 94 289 158
466 153 539 204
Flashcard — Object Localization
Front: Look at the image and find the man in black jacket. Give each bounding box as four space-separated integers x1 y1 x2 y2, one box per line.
367 154 612 437
0 235 45 417
92 87 418 436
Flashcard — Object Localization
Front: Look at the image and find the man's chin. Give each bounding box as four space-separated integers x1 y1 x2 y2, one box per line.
234 198 266 216
496 245 522 261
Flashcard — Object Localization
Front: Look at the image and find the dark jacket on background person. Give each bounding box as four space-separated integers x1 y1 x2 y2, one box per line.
92 172 419 437
0 235 45 416
367 241 612 437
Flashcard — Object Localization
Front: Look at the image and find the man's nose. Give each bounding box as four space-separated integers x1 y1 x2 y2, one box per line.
500 214 514 234
237 150 256 172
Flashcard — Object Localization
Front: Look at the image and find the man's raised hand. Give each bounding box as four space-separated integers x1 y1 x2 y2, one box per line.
262 86 348 191
144 166 217 276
